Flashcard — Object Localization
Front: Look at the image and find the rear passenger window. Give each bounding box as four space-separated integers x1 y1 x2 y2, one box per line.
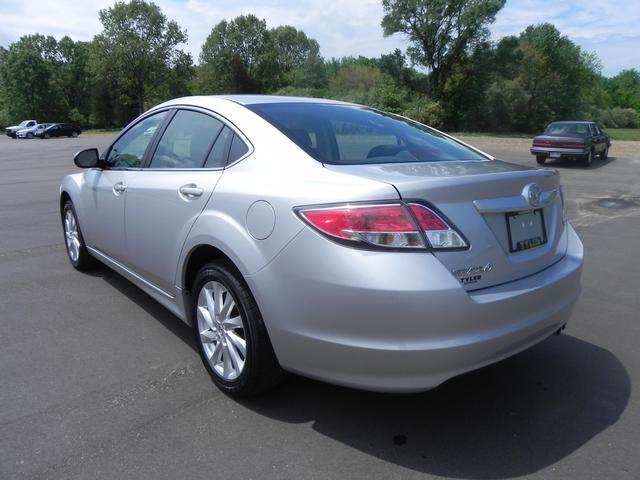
228 134 249 163
149 110 223 169
203 126 232 168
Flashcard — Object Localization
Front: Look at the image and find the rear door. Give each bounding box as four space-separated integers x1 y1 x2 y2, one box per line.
123 108 240 293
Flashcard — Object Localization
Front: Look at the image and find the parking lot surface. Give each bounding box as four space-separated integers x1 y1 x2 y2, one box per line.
1 133 639 479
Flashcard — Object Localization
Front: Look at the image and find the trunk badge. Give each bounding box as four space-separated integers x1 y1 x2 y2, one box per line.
452 263 493 285
525 183 542 207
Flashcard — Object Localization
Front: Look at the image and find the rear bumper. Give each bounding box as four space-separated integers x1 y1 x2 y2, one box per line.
247 223 583 392
531 147 587 158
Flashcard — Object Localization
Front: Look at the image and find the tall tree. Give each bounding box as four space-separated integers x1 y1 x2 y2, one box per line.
0 34 67 121
516 23 598 131
92 0 190 115
198 14 269 93
381 0 505 96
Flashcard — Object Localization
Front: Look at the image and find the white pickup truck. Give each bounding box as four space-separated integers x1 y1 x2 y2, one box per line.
5 120 37 138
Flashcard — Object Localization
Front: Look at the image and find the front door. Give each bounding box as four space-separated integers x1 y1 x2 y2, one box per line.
81 110 169 262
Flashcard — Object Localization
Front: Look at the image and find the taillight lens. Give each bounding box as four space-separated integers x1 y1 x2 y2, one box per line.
299 204 424 248
408 204 467 248
297 202 467 250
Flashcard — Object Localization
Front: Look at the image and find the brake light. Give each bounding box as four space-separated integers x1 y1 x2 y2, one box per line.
299 204 424 248
408 204 467 248
297 202 467 250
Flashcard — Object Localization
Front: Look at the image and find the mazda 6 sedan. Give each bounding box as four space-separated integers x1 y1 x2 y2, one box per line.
60 95 583 396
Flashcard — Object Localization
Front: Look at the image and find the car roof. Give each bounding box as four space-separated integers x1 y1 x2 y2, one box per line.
548 121 594 125
167 94 356 107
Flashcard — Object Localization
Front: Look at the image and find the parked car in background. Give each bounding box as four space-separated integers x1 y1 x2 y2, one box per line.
35 123 82 139
531 121 610 167
17 123 53 139
60 95 583 396
5 120 37 138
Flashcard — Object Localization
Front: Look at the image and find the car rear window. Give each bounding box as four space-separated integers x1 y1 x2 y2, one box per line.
248 103 486 164
545 123 590 137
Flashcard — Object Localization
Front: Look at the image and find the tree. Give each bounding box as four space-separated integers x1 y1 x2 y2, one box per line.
199 15 269 93
92 0 190 115
268 26 323 88
604 69 640 111
0 34 67 122
381 0 505 96
516 23 598 131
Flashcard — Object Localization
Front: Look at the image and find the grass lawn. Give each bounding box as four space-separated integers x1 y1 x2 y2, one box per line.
82 128 121 136
450 129 640 142
606 128 640 141
446 131 533 139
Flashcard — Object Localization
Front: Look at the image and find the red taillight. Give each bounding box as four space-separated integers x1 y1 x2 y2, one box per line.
408 204 448 230
299 204 424 248
297 202 468 250
301 205 417 239
408 204 467 249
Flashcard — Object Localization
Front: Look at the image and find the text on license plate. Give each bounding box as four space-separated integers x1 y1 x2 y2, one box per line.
506 209 547 252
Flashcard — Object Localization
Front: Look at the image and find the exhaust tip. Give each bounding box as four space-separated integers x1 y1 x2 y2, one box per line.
554 323 567 335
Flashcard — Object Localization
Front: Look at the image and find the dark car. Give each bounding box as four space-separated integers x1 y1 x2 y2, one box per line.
530 121 610 167
36 123 82 139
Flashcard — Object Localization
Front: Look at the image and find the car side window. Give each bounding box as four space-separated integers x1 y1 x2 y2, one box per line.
107 111 167 168
149 110 224 169
204 126 232 168
228 134 249 164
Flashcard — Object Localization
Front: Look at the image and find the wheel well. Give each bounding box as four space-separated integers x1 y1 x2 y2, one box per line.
60 191 71 213
183 244 234 295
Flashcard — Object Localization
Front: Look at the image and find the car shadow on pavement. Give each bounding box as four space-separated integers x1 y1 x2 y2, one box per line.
83 265 197 351
243 334 629 479
543 155 616 170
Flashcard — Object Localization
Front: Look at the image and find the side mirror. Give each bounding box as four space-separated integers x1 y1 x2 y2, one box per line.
74 148 100 168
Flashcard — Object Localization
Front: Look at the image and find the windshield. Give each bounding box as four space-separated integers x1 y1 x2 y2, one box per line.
248 103 486 165
19 121 29 127
544 122 590 137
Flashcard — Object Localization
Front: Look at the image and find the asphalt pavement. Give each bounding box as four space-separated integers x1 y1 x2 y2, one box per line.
0 133 638 479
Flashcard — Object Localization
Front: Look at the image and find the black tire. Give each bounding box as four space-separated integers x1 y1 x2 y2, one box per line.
44 132 50 139
192 261 284 396
582 149 593 167
536 155 546 165
600 145 609 160
27 132 33 139
61 201 98 270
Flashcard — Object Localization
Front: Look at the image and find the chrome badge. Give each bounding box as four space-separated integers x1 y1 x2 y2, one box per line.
452 263 493 285
524 183 542 208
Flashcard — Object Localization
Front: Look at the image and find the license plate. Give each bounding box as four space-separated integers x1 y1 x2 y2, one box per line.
550 152 561 158
506 209 547 253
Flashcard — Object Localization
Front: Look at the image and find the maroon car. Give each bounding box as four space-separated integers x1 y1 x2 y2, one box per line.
531 121 610 167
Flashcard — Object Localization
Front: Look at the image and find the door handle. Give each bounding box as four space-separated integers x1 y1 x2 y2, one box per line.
113 182 127 194
179 184 204 198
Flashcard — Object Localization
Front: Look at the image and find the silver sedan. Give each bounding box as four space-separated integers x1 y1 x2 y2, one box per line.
60 95 583 395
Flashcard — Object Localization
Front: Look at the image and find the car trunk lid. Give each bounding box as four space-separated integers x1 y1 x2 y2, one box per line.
325 160 567 291
532 135 585 148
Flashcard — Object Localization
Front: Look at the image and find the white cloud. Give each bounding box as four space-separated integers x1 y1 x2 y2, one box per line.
0 0 637 76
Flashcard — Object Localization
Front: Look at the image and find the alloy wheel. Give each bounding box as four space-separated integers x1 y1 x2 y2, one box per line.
196 281 247 380
63 209 80 262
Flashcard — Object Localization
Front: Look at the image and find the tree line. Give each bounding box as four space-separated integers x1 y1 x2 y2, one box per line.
1 0 638 133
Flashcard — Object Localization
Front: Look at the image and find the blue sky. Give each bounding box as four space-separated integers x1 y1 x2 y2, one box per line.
0 0 637 77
